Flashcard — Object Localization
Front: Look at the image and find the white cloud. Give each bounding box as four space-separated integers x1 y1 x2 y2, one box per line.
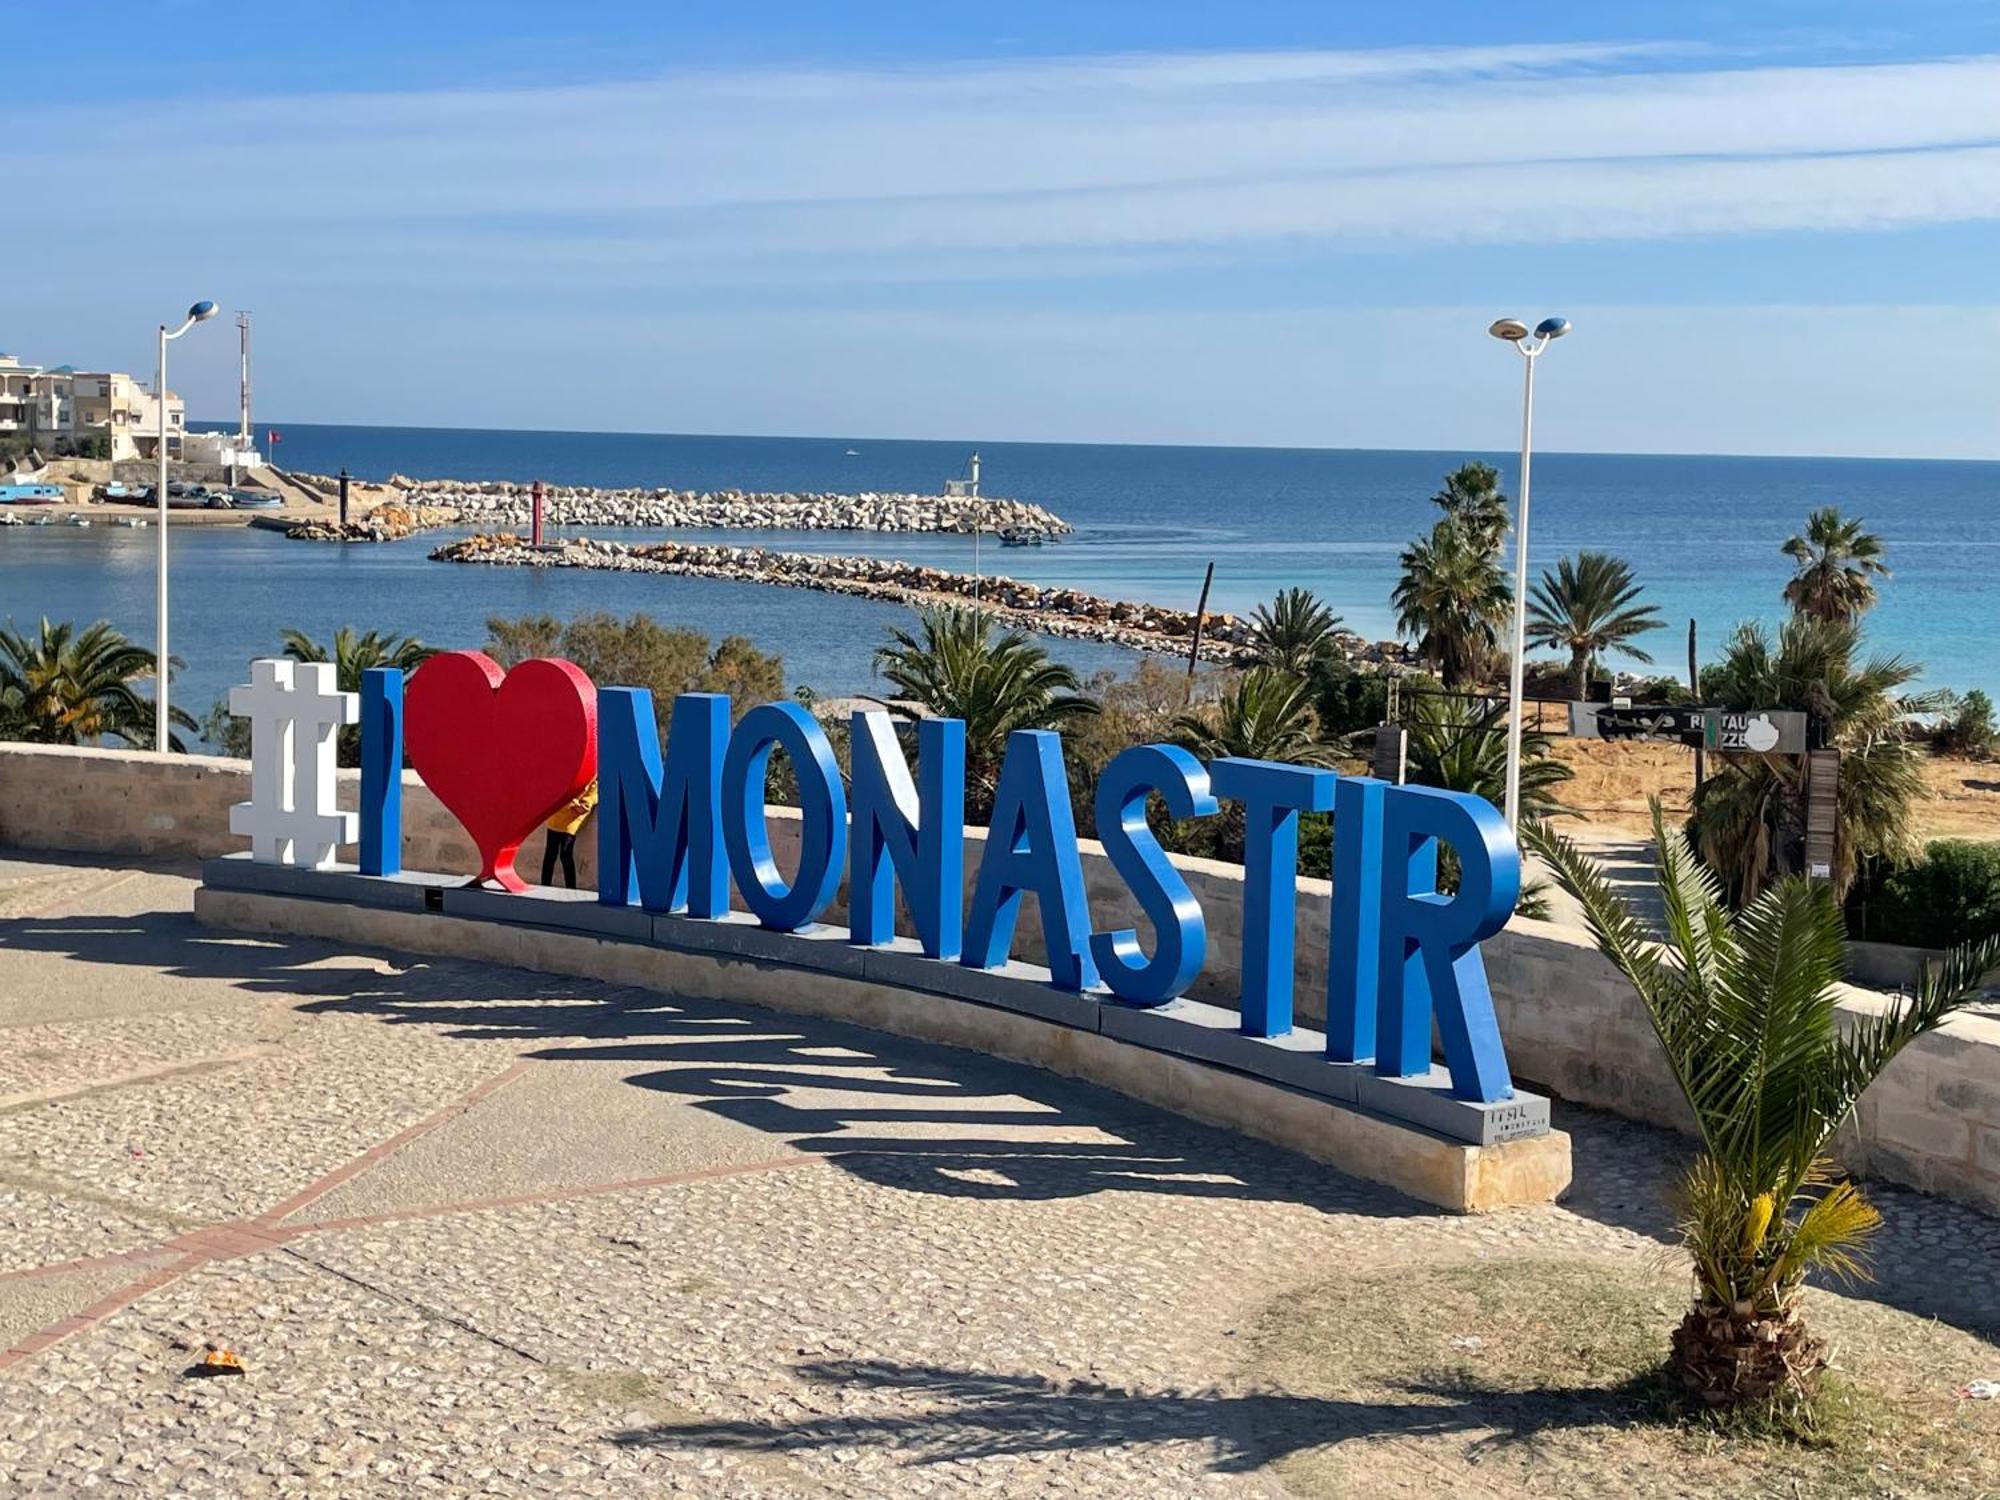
34 43 2000 275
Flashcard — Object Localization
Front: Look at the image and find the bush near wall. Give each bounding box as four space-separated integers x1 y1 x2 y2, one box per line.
1846 839 2000 948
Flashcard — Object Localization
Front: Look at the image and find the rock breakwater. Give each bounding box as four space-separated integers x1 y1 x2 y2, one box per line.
432 533 1411 670
287 504 460 543
279 471 1072 537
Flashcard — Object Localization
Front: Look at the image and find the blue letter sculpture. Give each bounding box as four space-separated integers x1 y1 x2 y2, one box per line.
963 730 1097 990
721 701 848 932
597 689 729 916
1088 743 1216 1005
1373 782 1521 1103
848 711 965 959
358 667 403 877
1209 757 1337 1037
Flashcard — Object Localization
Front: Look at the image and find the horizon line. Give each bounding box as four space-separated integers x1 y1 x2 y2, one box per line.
185 417 2000 468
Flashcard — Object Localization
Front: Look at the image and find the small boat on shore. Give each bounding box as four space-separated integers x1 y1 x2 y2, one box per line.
0 483 64 505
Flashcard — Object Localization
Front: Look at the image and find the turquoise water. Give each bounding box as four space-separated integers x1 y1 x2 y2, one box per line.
5 424 1996 736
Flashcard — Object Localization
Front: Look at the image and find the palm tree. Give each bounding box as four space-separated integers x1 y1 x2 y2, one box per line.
1171 668 1329 765
279 627 433 766
1527 804 2000 1414
1781 507 1890 624
1526 551 1664 700
279 626 432 689
0 617 194 750
1402 691 1572 822
1392 518 1510 688
1688 616 1925 902
1429 461 1510 550
875 606 1097 813
1247 587 1343 676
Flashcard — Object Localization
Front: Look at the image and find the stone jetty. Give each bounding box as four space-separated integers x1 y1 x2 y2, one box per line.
287 503 460 543
282 471 1071 538
431 533 1409 670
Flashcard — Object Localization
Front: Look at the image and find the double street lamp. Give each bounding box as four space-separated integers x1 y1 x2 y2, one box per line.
155 299 219 752
1487 315 1570 828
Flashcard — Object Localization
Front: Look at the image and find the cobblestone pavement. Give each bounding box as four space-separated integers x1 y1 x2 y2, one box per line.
0 855 1994 1497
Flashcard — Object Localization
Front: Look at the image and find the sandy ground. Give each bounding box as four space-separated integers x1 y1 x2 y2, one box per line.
1553 738 2000 843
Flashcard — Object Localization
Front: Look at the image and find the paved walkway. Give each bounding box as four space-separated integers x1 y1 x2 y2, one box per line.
0 854 1993 1497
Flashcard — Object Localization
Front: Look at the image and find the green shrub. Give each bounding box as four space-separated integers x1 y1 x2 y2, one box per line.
1846 839 2000 948
1935 690 1998 757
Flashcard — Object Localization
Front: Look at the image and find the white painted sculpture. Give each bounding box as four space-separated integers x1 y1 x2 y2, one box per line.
227 658 359 867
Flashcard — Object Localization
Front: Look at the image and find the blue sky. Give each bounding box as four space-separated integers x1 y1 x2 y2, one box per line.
13 1 2000 456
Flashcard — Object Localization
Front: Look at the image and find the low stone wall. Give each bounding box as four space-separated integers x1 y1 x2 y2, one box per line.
3 742 1995 1215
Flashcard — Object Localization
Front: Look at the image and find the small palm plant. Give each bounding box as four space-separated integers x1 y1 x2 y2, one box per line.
1172 667 1329 765
875 606 1097 814
280 627 432 766
1781 507 1890 624
0 617 194 750
1402 691 1571 820
1526 804 2000 1414
279 625 432 690
1526 551 1663 700
1247 587 1343 676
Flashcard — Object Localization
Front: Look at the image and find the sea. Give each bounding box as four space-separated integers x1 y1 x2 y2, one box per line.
5 423 1996 743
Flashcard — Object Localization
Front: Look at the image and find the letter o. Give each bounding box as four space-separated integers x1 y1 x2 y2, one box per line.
721 702 848 931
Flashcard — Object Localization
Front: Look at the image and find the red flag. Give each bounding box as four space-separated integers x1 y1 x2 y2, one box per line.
267 428 283 446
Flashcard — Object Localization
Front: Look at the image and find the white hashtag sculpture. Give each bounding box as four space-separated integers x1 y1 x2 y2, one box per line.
227 658 359 867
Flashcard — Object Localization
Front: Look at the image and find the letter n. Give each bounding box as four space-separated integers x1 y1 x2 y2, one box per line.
849 711 965 959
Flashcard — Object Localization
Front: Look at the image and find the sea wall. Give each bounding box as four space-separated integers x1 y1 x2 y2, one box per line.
2 740 1994 1217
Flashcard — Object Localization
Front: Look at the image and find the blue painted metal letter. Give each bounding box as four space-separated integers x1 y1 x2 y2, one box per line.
597 690 729 916
848 711 965 958
358 667 403 877
1210 757 1336 1037
963 730 1097 990
1088 744 1216 1005
722 701 848 931
1374 782 1521 1102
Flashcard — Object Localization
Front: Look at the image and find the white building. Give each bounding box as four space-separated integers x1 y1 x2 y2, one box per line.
0 354 187 462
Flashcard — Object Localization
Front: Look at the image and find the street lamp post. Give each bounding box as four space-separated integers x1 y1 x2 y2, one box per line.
155 299 219 752
1487 315 1570 828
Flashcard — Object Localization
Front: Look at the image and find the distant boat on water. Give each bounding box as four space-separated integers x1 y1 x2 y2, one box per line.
844 448 860 456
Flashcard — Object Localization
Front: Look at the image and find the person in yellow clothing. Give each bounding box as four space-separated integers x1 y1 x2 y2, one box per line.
540 778 597 889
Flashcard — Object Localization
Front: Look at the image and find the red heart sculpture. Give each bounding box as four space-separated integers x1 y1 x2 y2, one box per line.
405 651 598 891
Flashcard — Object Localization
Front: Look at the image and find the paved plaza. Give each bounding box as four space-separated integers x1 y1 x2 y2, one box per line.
0 853 1995 1497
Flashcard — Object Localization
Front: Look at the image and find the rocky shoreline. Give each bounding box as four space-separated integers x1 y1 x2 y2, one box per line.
282 471 1071 538
431 532 1413 670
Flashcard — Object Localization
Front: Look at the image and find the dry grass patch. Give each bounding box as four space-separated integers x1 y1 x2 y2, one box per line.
1242 1257 1999 1499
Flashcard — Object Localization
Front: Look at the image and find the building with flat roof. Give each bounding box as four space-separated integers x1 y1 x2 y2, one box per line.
0 354 185 462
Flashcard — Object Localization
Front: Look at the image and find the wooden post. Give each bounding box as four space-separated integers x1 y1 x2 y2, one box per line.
1187 561 1215 681
1372 724 1408 784
1804 747 1840 884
